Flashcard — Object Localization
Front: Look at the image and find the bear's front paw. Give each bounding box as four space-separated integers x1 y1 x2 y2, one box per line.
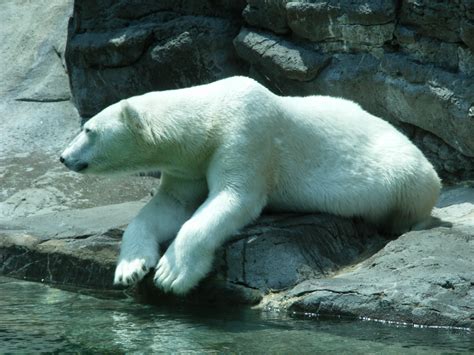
153 245 213 295
114 258 154 286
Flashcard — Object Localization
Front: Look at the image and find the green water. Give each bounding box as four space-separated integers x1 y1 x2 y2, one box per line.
0 277 471 353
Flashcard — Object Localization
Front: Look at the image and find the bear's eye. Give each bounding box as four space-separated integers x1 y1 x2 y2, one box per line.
84 128 92 134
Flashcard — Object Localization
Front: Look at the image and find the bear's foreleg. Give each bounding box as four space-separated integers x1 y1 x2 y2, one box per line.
153 188 266 295
114 175 207 286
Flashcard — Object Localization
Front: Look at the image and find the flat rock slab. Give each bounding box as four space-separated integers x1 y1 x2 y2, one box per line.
0 202 144 288
0 185 473 329
270 227 473 329
262 184 474 329
0 202 385 292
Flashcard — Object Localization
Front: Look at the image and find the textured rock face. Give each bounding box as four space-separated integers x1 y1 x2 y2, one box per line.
285 1 396 49
66 0 247 118
234 29 330 81
66 0 474 182
275 226 473 328
218 214 384 291
269 185 474 329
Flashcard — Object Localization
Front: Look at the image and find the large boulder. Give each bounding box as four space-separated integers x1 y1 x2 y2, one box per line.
234 28 331 81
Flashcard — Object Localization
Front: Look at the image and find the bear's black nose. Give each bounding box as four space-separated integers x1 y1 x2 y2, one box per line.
59 156 65 164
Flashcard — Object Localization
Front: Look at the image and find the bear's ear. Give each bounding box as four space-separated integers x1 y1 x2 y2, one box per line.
120 100 145 131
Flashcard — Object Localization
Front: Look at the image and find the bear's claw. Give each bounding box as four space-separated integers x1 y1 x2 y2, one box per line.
153 245 213 295
114 258 152 286
153 256 187 294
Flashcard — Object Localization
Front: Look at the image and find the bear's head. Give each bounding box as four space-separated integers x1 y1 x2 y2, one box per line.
60 100 155 175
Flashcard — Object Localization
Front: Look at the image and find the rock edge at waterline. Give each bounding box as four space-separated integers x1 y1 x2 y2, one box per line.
0 185 472 329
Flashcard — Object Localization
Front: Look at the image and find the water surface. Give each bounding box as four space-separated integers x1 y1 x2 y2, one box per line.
0 277 471 353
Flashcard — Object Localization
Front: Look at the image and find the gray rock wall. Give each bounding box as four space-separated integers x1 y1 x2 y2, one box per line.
66 0 248 118
66 0 474 182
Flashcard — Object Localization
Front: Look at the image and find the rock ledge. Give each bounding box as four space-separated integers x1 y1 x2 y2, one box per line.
1 185 472 329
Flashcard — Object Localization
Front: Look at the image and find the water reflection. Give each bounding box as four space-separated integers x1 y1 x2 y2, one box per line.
0 277 471 353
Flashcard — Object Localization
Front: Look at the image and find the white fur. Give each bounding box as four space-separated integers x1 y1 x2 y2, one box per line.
61 76 441 295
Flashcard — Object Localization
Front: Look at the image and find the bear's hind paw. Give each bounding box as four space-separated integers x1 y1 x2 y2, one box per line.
114 258 153 286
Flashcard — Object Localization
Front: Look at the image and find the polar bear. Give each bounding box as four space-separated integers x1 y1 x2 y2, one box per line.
60 76 441 295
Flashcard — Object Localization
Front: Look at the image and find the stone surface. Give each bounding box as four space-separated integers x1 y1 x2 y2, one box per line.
394 26 459 71
71 0 247 31
264 185 474 329
67 0 248 118
0 201 384 292
0 0 76 157
234 28 330 81
0 202 143 288
461 19 474 51
284 224 473 328
0 0 156 220
0 186 472 328
286 1 396 51
399 0 463 43
221 214 384 291
242 0 290 34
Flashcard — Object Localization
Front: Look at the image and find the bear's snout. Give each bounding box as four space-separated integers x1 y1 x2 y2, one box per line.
59 154 89 172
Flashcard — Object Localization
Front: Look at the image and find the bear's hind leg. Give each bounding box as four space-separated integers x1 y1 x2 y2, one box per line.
384 174 440 235
373 209 418 236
